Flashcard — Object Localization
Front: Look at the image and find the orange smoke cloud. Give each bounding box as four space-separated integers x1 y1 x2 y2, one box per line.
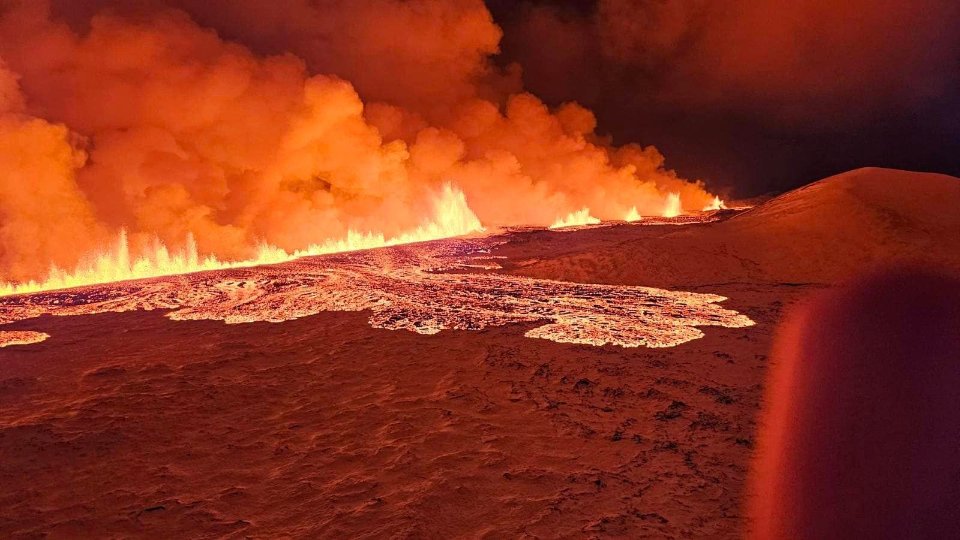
0 0 715 284
0 59 106 281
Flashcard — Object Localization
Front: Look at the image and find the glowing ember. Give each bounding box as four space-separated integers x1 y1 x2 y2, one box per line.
624 207 643 222
549 208 601 230
0 234 754 349
703 196 728 211
0 330 49 348
0 184 482 297
662 193 683 218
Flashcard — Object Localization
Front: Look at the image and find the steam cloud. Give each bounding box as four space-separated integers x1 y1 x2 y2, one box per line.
0 0 715 283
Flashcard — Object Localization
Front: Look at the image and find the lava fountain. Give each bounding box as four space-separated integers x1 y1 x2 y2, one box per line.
0 184 482 297
549 208 602 230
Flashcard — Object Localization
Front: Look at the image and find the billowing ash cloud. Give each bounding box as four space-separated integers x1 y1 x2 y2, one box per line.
0 0 715 283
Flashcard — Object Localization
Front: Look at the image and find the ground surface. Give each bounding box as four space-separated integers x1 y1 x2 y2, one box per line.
1 168 958 538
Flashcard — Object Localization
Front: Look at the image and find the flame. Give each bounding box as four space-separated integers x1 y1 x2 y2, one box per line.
0 184 482 297
624 207 643 222
662 192 683 218
549 208 601 229
703 196 728 211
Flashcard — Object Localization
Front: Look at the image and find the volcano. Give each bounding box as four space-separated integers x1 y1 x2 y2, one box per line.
1 168 959 537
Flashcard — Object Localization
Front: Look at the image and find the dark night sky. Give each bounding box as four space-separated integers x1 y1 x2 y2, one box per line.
485 0 960 196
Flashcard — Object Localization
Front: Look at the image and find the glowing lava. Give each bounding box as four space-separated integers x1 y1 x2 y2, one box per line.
549 209 601 230
624 207 643 222
0 330 50 348
0 184 482 297
662 193 684 217
0 232 754 349
703 196 728 211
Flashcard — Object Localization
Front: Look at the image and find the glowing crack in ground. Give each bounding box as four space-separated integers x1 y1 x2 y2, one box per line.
0 235 754 348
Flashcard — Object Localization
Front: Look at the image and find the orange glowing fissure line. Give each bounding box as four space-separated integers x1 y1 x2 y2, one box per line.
0 185 728 297
548 193 728 230
0 184 484 297
0 187 752 349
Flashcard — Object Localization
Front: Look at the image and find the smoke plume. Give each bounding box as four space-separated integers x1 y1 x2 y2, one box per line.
0 0 713 283
503 0 960 123
494 0 960 193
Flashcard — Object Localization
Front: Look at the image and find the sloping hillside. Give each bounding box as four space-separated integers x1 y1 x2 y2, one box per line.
506 168 960 287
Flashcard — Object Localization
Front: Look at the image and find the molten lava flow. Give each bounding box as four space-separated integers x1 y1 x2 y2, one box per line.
0 232 755 349
703 196 728 211
0 184 482 297
662 193 683 218
624 207 643 222
549 209 601 230
0 330 50 348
